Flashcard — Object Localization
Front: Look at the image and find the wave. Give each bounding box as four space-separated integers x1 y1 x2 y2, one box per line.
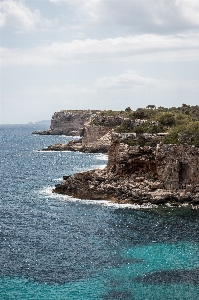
38 186 54 196
34 150 71 153
38 186 158 210
94 154 108 161
92 164 107 170
66 197 158 210
52 177 63 182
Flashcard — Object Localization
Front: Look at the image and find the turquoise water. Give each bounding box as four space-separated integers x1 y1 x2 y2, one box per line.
1 125 199 299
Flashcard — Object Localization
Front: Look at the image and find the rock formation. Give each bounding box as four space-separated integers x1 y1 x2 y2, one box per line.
53 138 199 207
42 125 111 153
33 110 92 136
32 106 199 206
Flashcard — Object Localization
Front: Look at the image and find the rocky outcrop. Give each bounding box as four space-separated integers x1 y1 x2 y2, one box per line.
42 125 111 153
91 114 124 127
34 110 113 153
33 110 92 136
82 125 109 145
53 141 199 207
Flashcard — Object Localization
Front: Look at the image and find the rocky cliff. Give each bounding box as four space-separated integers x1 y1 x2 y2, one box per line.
33 110 92 136
33 110 114 153
42 125 111 153
32 106 199 206
53 139 199 207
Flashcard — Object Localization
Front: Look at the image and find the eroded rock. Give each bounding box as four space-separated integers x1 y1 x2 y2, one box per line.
33 110 92 136
53 141 199 207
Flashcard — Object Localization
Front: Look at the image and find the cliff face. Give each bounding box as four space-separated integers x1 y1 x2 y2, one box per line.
53 140 199 207
50 111 91 135
82 125 109 145
42 124 111 153
107 141 199 192
33 110 92 136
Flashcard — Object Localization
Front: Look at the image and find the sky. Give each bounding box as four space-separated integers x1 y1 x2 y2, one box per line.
0 0 199 123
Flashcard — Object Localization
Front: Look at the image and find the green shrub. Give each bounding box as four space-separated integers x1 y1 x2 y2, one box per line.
123 137 158 147
162 121 199 146
157 113 176 127
162 132 178 144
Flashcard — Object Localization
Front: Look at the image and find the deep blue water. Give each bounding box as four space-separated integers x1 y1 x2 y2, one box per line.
1 125 199 300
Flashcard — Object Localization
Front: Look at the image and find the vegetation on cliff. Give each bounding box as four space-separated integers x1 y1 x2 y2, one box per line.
89 104 199 147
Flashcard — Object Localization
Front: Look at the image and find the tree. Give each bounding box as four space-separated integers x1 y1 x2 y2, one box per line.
146 105 156 109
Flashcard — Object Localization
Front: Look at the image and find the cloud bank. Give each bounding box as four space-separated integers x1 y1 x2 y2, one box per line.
0 0 53 30
1 33 199 66
49 0 199 33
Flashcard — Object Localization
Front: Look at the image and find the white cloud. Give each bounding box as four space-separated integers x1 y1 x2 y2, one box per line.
95 71 157 89
95 71 199 92
176 0 199 23
1 33 199 66
49 0 199 33
0 0 53 30
20 73 199 104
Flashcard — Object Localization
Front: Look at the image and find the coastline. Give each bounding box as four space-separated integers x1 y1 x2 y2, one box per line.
31 107 199 208
53 141 199 208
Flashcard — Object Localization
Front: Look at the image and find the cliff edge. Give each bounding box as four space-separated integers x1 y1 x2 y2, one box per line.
33 110 92 136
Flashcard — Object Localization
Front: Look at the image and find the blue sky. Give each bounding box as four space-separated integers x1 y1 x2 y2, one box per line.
1 0 199 123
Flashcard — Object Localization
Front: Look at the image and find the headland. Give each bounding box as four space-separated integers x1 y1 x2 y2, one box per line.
35 105 199 207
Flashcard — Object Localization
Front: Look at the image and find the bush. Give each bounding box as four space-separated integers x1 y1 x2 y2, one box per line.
162 121 199 146
157 113 176 127
133 108 150 119
162 132 178 144
123 137 158 147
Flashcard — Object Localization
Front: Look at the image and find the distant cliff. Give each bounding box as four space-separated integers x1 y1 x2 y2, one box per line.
33 110 93 136
38 110 123 153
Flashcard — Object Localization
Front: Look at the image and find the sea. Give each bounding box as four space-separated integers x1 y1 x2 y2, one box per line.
1 124 199 300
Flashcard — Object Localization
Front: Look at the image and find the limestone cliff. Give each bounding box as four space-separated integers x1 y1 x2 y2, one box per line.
33 110 113 153
33 110 92 136
53 139 199 207
81 125 109 145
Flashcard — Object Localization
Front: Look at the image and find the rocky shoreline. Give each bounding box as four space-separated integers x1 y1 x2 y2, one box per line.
41 139 110 153
53 140 199 208
33 107 199 207
41 125 111 154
